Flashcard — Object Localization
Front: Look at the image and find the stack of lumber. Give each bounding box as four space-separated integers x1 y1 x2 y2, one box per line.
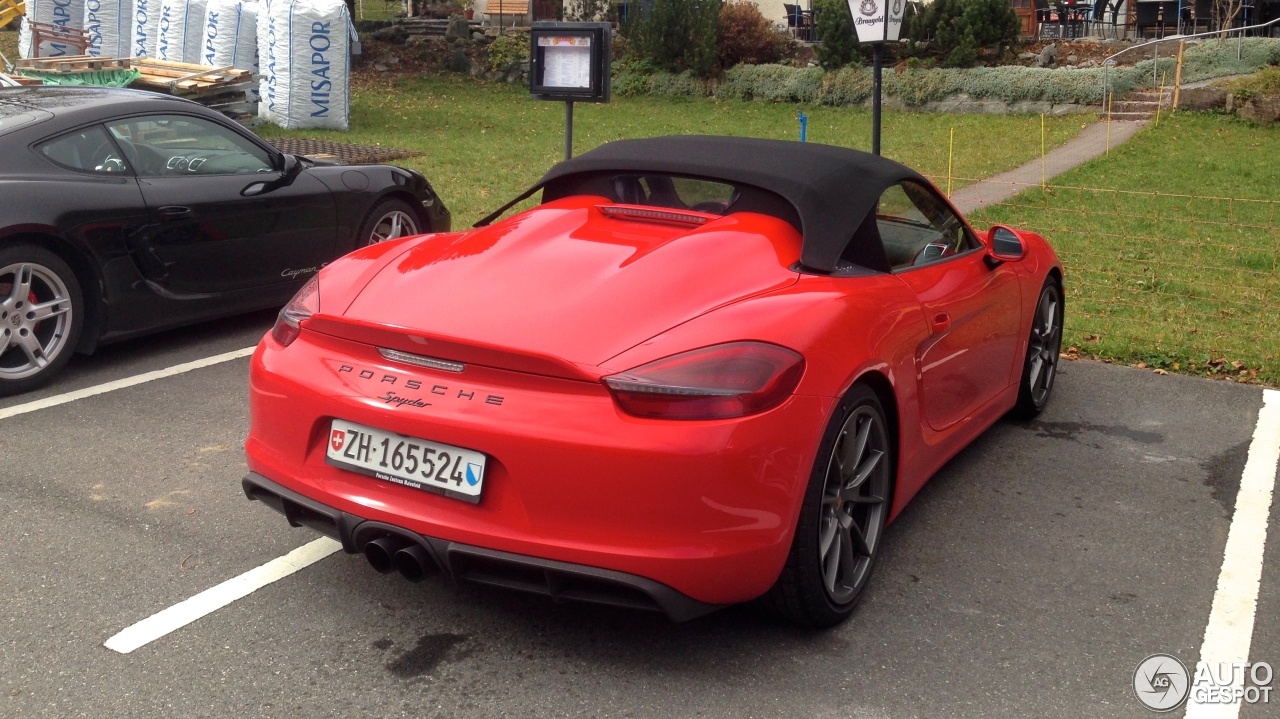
127 58 258 123
129 58 253 95
16 56 130 73
10 56 259 123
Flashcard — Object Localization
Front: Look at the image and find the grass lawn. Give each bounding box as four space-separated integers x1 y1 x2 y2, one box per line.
971 112 1280 385
1 29 17 65
256 73 1093 226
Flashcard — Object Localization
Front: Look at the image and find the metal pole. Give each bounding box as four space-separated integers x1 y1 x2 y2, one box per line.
565 101 574 161
872 44 883 156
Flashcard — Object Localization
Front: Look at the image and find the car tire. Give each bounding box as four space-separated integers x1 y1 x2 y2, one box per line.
757 383 894 628
0 245 84 397
359 198 422 246
1011 278 1064 419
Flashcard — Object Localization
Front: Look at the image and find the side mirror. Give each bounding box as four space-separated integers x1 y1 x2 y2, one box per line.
280 154 305 185
242 155 305 197
984 225 1026 268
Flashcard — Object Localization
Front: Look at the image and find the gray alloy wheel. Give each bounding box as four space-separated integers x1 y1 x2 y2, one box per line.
0 261 75 382
1013 280 1064 418
818 405 891 605
757 383 893 627
367 208 420 245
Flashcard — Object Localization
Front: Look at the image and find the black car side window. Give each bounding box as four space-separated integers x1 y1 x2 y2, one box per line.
38 125 131 175
875 181 979 270
106 115 274 177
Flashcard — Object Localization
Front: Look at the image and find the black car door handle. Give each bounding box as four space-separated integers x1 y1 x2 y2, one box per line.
158 206 194 222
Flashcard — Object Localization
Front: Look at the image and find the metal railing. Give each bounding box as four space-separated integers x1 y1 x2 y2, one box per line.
1101 16 1280 100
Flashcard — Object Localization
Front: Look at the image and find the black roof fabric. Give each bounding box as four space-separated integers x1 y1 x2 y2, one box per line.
482 135 927 273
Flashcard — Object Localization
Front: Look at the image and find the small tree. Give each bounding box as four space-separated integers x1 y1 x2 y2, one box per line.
628 0 723 77
910 0 1018 67
814 0 861 69
568 0 607 21
719 0 789 67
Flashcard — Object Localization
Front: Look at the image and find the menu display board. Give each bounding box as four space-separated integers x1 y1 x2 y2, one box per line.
539 36 593 89
529 22 612 103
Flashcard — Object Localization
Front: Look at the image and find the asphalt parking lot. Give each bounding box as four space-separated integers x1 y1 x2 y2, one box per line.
1 320 1277 719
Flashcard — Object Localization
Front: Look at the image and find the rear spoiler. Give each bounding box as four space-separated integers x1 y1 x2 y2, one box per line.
304 315 602 383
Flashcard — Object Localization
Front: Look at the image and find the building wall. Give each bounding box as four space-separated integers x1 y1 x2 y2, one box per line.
470 0 797 27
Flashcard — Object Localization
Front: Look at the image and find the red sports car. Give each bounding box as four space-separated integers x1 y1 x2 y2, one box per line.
243 136 1063 627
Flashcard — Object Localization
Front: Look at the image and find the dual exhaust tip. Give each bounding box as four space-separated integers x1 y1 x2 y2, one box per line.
363 535 438 582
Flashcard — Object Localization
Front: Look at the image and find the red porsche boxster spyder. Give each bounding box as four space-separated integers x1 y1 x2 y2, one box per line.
242 136 1063 627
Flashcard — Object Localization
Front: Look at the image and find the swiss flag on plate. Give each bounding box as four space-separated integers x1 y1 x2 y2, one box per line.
330 429 346 452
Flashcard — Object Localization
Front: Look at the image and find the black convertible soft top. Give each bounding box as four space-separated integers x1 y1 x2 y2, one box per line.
478 135 927 273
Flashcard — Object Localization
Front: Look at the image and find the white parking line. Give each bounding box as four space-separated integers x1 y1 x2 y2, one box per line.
1185 388 1280 719
0 346 257 421
104 537 342 654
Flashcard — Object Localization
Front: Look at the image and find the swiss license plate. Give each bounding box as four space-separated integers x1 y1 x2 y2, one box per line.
325 419 486 503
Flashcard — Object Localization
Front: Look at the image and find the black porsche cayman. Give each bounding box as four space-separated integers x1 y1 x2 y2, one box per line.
0 86 449 395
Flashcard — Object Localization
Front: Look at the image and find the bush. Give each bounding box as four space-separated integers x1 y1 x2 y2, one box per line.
614 38 1280 106
910 0 1018 68
813 0 860 70
1227 67 1280 102
627 0 723 77
718 1 789 68
487 33 530 72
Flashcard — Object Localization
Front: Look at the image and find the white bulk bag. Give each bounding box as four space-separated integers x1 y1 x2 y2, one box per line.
131 0 162 57
19 0 87 58
201 0 257 70
84 0 135 57
262 0 353 131
156 0 208 63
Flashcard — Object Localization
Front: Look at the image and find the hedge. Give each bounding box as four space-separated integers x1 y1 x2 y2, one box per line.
614 37 1280 107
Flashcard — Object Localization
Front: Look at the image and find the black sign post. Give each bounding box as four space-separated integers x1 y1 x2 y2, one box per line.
529 22 612 161
849 0 904 155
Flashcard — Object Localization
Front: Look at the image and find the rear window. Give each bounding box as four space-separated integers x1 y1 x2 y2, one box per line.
611 174 741 215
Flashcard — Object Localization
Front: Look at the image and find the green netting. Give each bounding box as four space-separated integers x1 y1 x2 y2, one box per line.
18 69 141 88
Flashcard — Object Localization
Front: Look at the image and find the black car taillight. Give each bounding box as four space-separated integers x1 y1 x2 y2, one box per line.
271 276 319 347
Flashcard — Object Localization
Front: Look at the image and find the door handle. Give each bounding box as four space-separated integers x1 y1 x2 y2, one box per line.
932 313 952 334
157 206 193 222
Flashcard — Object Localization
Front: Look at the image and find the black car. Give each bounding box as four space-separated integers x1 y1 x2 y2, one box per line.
0 86 449 395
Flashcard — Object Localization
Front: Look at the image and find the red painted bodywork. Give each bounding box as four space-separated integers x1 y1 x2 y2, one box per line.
246 193 1060 605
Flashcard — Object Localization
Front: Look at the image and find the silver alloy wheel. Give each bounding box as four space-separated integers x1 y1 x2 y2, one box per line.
368 210 419 244
818 406 890 605
0 262 74 381
1026 285 1063 406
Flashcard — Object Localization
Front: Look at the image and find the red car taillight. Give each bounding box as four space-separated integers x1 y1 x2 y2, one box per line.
603 342 805 420
271 276 319 347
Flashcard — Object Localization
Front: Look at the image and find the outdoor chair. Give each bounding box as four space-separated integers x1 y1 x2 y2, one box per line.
1034 0 1057 38
1053 1 1077 38
783 3 814 41
1096 0 1123 38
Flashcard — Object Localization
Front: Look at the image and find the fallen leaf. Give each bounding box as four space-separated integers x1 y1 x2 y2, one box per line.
1153 369 1169 375
1136 361 1147 368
